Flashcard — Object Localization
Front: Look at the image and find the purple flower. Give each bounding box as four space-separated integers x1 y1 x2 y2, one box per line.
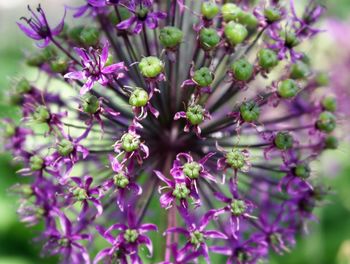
17 5 66 47
64 42 127 94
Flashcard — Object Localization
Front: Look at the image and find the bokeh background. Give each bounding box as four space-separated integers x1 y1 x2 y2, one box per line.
0 1 349 263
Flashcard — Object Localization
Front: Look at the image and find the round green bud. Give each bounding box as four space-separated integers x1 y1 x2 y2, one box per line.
290 61 310 79
186 105 205 125
199 28 220 51
231 59 253 81
240 101 260 122
324 135 338 150
225 149 246 170
258 48 278 70
113 172 129 188
129 88 149 107
138 56 164 78
183 162 201 179
284 31 300 48
230 199 246 216
224 22 248 46
293 163 311 179
316 111 336 133
50 58 68 73
315 72 329 87
190 230 204 247
121 133 140 152
124 229 139 243
80 27 100 46
4 123 16 137
321 96 337 112
172 183 190 199
277 79 299 99
264 8 282 23
68 26 84 44
193 67 214 87
274 132 294 150
15 78 31 94
82 94 100 114
222 3 242 22
159 26 183 48
201 2 219 20
26 53 45 67
29 155 44 171
72 187 88 201
237 11 258 30
57 139 74 157
33 105 50 123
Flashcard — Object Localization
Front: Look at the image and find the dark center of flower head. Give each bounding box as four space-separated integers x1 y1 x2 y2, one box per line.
136 6 149 20
235 248 251 263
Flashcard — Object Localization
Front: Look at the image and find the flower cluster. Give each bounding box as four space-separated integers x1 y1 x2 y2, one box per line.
2 0 343 263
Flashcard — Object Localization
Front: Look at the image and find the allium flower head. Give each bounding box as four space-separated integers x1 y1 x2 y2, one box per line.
1 1 345 263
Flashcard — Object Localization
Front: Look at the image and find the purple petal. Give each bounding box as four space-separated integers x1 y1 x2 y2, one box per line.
102 62 125 74
174 111 186 120
17 22 42 40
139 223 158 233
64 71 84 80
117 17 136 30
154 170 174 186
52 7 67 35
204 230 228 239
138 235 153 256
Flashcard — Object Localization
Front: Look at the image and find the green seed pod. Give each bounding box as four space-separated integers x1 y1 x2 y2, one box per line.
139 56 164 78
315 72 329 87
316 111 336 133
290 61 310 79
225 149 246 169
124 229 139 243
68 26 84 44
224 22 248 46
222 3 242 22
33 106 50 123
4 123 16 137
190 230 204 246
274 132 294 150
324 135 338 150
29 155 44 171
136 6 149 19
79 27 100 46
173 183 190 199
284 31 300 48
113 172 130 188
237 11 258 30
121 133 140 152
240 101 260 122
159 26 183 48
82 94 100 114
258 48 278 70
230 199 246 216
231 58 253 81
201 2 220 20
293 163 311 179
264 8 282 23
50 58 68 73
186 105 205 125
321 96 337 112
72 187 88 201
183 162 201 179
277 79 299 99
57 139 74 157
129 88 149 107
199 28 220 51
193 67 214 87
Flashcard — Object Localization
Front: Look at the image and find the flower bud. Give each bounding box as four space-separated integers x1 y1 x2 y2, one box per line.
324 135 338 150
225 149 246 169
4 123 16 137
222 3 242 22
159 26 183 49
293 163 311 179
129 88 149 107
139 56 164 78
186 105 205 125
124 229 139 243
190 230 204 247
50 58 68 73
121 133 140 152
57 139 74 157
264 8 282 23
224 22 248 46
274 132 293 150
80 27 100 46
316 111 336 133
258 48 278 70
136 6 149 20
290 61 310 79
277 79 299 99
29 155 44 171
231 59 253 81
173 183 190 199
199 28 220 51
284 31 300 48
238 11 258 30
201 2 219 20
183 162 201 179
193 67 214 87
68 26 84 44
72 187 88 201
230 199 246 216
315 72 329 87
240 101 260 122
82 94 100 114
113 172 129 188
321 96 337 112
33 105 50 123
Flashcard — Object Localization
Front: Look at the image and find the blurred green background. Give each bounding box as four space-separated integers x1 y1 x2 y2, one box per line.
0 1 350 263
